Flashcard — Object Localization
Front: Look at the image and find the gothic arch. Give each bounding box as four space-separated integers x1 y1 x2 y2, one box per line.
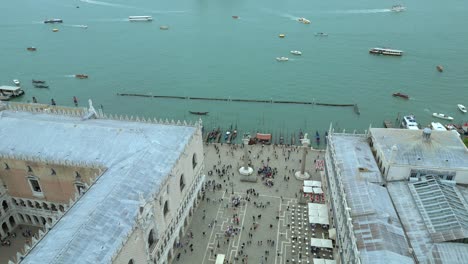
148 229 155 249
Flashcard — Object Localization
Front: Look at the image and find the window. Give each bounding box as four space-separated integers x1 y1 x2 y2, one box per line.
446 175 454 181
163 201 169 216
148 229 155 249
27 176 43 197
192 153 197 169
180 174 185 191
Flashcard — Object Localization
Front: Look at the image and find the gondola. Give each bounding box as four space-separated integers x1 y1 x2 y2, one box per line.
189 111 209 115
34 85 49 89
32 80 46 84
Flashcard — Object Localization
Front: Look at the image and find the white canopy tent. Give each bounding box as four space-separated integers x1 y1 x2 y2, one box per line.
303 186 313 193
304 180 322 188
308 203 329 225
313 187 323 194
312 259 336 264
310 238 333 248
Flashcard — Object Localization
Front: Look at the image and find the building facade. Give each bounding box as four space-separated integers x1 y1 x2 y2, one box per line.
0 101 205 264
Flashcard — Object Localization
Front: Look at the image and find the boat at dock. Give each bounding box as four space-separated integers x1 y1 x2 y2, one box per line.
369 47 403 56
290 50 302 55
75 74 88 79
32 79 46 84
44 19 63 24
189 111 208 115
128 16 153 22
401 115 419 130
457 104 466 113
432 113 454 121
0 85 25 98
392 92 409 99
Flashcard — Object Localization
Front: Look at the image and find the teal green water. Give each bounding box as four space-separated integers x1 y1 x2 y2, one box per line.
2 0 468 141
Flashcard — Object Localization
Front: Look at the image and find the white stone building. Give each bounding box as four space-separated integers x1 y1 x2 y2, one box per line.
0 101 205 264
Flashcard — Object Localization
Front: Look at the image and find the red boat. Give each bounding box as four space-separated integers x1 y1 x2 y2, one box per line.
392 92 409 99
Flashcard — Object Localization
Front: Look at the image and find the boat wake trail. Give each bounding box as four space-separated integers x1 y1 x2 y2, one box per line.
329 9 391 14
79 0 188 14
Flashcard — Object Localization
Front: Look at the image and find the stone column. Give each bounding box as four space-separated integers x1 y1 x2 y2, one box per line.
295 134 311 180
239 136 253 176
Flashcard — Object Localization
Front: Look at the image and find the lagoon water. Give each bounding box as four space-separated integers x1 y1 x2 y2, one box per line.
2 0 468 140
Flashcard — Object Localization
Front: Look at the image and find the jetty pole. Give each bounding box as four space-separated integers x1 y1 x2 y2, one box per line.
295 133 311 180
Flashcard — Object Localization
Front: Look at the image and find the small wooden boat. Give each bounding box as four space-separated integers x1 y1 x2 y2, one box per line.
392 92 409 99
34 84 49 88
436 65 443 72
32 79 46 84
27 47 37 51
75 74 88 79
432 113 454 121
189 111 208 115
458 104 467 113
232 15 239 19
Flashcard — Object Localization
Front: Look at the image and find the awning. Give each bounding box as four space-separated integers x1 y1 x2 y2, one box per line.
313 187 323 194
328 228 336 240
256 133 271 141
304 180 322 188
303 186 313 193
313 259 336 264
310 238 333 248
308 203 329 225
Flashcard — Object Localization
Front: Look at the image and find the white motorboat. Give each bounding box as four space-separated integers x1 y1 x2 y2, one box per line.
401 115 419 130
391 5 406 12
13 79 20 86
315 32 328 37
276 57 289 62
297 17 310 24
432 113 454 121
290 50 302 55
369 47 403 56
458 104 467 113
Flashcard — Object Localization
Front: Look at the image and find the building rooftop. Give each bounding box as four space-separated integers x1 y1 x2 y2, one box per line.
370 128 468 169
329 134 413 264
0 108 196 263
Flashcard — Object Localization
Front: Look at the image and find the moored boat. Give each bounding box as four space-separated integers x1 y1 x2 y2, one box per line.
401 115 419 130
290 50 302 55
75 74 88 79
0 85 25 98
34 85 49 89
458 104 467 113
128 16 153 22
276 57 289 62
315 32 328 37
392 92 409 99
27 47 37 51
44 19 63 24
369 47 403 56
436 65 443 72
189 111 209 115
432 113 454 121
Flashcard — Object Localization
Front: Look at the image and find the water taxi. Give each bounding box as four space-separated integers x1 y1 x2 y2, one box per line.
369 47 403 56
401 115 419 130
457 104 467 113
0 85 25 98
290 50 302 55
391 5 406 12
276 57 289 62
13 79 20 86
432 113 454 121
27 47 37 51
297 18 310 24
128 16 153 22
44 19 63 24
75 74 89 79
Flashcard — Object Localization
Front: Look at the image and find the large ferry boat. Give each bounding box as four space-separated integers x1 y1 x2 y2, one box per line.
369 47 403 56
0 85 25 100
401 115 419 130
128 16 153 22
44 19 63 24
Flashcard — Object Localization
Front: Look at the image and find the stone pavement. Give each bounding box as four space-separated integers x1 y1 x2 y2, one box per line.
0 225 40 264
175 143 327 264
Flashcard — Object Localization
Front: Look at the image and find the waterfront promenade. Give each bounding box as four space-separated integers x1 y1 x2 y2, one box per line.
174 143 327 264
